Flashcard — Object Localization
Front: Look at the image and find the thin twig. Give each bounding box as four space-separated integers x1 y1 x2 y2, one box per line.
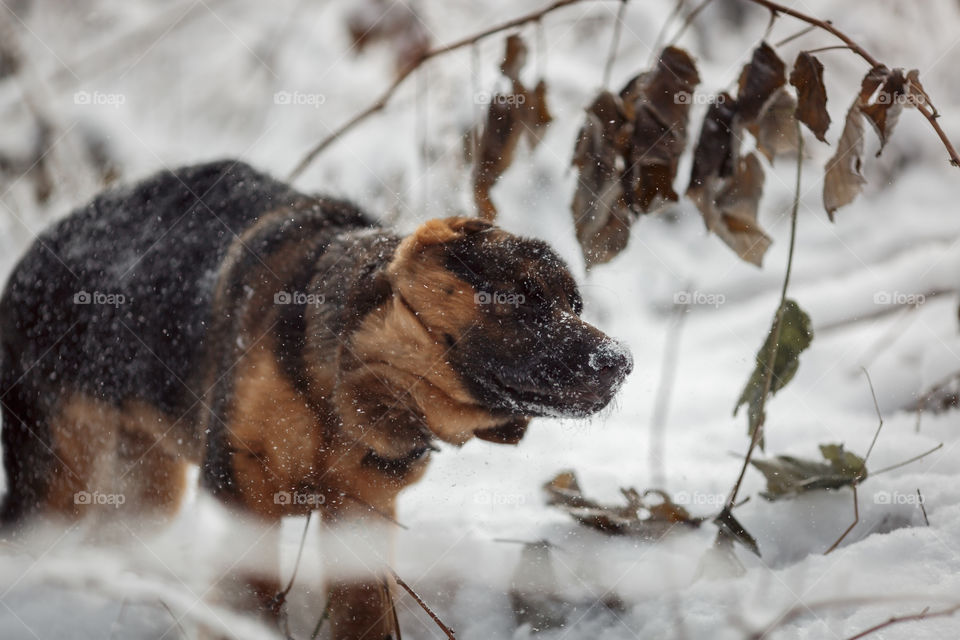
722 120 804 512
274 512 312 638
650 294 689 487
158 600 189 640
602 0 629 87
860 367 883 465
666 0 716 46
741 0 960 167
845 603 960 640
287 0 613 180
917 489 930 526
390 568 457 639
650 0 687 62
801 45 855 55
824 484 859 554
309 598 331 640
871 443 943 476
773 23 820 48
283 512 312 597
752 595 960 638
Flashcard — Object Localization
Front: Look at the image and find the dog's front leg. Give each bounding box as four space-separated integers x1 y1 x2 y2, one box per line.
212 512 285 630
321 493 401 640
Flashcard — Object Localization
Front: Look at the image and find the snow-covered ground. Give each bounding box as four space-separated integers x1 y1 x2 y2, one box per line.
1 0 959 638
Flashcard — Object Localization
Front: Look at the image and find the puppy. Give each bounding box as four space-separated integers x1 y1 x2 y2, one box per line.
0 160 632 638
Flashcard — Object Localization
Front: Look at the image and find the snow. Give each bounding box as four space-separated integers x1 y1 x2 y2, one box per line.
2 0 960 638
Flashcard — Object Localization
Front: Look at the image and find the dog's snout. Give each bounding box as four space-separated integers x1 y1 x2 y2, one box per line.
590 339 633 387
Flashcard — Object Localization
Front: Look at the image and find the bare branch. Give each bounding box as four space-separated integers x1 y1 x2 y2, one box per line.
287 0 614 181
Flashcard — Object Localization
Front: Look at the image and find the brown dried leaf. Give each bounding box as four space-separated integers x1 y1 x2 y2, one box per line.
473 98 523 221
687 99 771 266
571 95 629 266
571 47 699 268
522 79 553 148
737 42 787 123
688 94 739 188
712 153 771 266
346 0 430 75
500 34 528 84
823 100 867 219
905 69 929 111
543 471 703 540
747 87 799 163
473 35 552 221
714 507 761 557
861 68 906 155
789 52 830 142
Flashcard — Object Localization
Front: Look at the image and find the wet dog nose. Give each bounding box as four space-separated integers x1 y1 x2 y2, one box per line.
591 340 633 387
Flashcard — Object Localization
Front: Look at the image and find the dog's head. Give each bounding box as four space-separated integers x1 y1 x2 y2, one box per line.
386 217 632 420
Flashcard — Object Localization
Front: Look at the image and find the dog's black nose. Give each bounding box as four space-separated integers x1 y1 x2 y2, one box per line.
591 340 633 387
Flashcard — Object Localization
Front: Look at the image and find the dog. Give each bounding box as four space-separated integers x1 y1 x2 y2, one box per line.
0 160 632 638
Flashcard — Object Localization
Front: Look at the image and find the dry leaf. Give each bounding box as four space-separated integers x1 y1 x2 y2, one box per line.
571 46 699 268
789 52 831 142
860 68 906 155
905 69 929 111
346 0 430 75
823 99 867 219
473 35 552 221
737 42 787 123
751 444 866 501
474 98 523 220
571 94 629 266
687 92 772 268
714 507 761 557
711 153 771 266
747 87 800 163
543 471 703 539
688 96 775 266
688 94 739 188
501 34 527 83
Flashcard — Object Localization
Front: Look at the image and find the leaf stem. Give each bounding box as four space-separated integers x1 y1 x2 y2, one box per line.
722 120 803 512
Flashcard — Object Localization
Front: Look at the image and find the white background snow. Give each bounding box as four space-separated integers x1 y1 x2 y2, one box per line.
1 0 959 638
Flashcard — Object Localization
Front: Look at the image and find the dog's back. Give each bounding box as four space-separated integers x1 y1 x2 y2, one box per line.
0 160 373 524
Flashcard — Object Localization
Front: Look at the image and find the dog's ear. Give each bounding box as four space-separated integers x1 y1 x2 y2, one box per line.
399 217 492 253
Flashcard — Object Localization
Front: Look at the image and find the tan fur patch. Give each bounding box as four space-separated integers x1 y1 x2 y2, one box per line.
227 344 327 519
45 394 189 519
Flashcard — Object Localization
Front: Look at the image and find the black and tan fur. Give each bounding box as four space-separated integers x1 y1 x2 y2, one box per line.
0 160 632 638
